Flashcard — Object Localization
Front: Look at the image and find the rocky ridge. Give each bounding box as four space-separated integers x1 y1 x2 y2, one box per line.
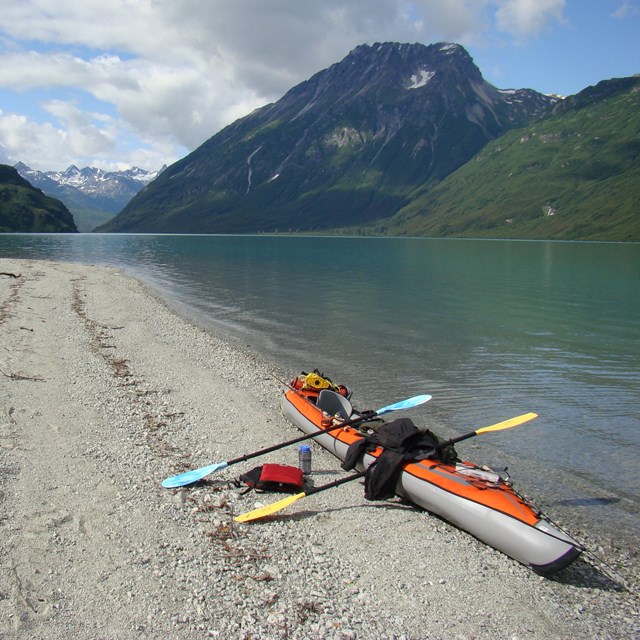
100 42 557 233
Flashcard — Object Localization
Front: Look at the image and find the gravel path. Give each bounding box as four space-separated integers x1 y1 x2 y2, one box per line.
0 259 638 639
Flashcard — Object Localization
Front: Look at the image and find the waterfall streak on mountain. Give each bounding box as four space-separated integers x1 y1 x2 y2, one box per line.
246 146 262 194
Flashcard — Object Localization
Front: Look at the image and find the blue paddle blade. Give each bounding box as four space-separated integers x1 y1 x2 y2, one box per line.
375 394 431 415
161 461 229 488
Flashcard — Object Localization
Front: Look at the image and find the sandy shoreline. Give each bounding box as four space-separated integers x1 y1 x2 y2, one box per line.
1 258 638 640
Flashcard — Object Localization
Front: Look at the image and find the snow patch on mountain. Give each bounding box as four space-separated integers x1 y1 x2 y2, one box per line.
439 43 460 54
407 69 435 90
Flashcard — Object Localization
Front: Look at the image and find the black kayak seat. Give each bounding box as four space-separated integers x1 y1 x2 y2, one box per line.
316 389 354 420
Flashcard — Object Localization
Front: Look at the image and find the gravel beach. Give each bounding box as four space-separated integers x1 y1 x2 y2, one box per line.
1 259 638 640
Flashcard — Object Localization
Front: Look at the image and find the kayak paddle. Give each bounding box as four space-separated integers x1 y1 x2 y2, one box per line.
435 412 538 450
234 411 538 523
161 393 432 488
234 471 367 523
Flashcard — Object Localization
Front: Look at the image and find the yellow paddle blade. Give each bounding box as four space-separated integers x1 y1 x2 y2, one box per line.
476 412 538 435
234 492 307 523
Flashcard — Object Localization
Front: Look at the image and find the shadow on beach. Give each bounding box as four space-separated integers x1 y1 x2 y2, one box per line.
550 556 632 593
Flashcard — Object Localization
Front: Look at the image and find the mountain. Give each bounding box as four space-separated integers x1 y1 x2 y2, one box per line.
374 76 640 241
99 42 557 233
15 163 164 232
0 164 77 233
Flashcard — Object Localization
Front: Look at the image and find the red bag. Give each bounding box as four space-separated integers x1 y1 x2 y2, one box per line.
239 464 304 493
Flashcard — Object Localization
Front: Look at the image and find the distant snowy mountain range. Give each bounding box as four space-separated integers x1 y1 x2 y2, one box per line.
15 162 165 231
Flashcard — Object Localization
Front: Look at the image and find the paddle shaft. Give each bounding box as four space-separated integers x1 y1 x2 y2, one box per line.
305 470 366 497
225 389 433 466
161 392 431 487
225 412 372 467
436 430 479 450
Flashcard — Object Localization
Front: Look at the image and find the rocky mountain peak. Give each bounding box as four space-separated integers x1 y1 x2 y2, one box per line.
101 42 558 234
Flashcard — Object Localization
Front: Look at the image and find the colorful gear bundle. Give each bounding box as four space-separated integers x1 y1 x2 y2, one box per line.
290 369 350 397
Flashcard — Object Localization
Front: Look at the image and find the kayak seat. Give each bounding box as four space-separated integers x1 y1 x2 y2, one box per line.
317 389 354 420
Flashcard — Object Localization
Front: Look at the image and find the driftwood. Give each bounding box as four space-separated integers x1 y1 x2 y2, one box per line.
0 272 21 278
0 368 44 382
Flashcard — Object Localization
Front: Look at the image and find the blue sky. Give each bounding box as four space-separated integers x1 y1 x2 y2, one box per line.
0 1 637 172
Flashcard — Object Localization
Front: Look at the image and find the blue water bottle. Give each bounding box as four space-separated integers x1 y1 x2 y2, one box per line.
298 444 312 475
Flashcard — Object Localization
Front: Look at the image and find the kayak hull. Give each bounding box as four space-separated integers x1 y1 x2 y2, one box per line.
281 389 581 575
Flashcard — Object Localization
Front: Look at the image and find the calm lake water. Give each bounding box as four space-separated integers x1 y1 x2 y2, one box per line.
2 233 639 543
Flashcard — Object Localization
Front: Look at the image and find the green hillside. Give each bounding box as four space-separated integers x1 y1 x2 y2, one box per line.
0 164 77 233
375 77 640 241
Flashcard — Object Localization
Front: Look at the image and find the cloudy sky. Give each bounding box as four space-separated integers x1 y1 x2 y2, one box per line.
0 0 638 172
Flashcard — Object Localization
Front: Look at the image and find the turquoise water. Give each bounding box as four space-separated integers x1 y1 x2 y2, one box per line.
2 234 639 540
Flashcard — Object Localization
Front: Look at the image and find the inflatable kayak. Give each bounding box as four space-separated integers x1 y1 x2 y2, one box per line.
281 384 582 576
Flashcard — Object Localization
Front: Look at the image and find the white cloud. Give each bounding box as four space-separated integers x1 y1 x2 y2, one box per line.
413 0 491 43
42 100 116 155
494 0 566 39
0 112 67 167
612 0 639 18
0 0 571 171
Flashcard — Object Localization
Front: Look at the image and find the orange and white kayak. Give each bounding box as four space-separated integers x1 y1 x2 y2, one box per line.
281 386 582 576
